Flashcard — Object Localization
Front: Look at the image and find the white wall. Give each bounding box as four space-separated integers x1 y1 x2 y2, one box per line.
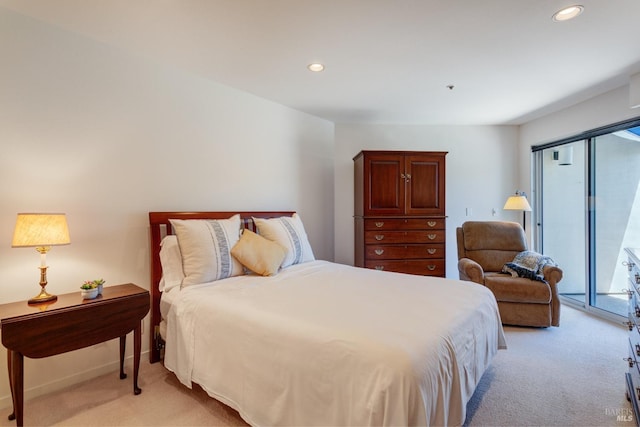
334 124 520 278
0 8 334 406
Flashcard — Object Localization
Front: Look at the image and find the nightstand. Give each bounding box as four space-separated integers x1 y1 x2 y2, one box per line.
0 283 150 427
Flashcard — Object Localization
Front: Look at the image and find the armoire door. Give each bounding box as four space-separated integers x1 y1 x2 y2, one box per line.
405 154 445 216
364 153 405 216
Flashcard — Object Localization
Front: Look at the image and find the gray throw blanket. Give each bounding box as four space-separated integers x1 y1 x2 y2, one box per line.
501 250 556 283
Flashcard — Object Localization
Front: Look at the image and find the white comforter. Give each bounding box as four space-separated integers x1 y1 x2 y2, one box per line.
163 260 506 426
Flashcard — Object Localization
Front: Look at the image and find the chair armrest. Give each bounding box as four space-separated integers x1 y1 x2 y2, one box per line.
542 265 563 286
458 258 485 284
542 265 563 326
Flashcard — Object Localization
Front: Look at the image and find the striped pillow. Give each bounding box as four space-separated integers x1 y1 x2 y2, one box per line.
253 213 315 268
170 215 243 286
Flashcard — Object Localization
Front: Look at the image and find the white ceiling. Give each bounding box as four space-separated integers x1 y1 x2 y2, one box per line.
3 0 640 125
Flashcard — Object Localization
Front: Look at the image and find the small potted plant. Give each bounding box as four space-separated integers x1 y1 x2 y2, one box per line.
80 281 99 300
93 278 105 295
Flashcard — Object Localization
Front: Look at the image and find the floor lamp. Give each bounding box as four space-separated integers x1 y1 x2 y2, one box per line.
503 191 532 230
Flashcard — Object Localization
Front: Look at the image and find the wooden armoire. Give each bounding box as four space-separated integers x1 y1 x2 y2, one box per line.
353 150 447 276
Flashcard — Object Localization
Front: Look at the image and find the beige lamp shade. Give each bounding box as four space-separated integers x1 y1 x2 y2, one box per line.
12 213 71 247
503 194 532 212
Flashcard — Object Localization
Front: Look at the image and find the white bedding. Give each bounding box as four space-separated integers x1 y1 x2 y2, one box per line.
163 260 506 426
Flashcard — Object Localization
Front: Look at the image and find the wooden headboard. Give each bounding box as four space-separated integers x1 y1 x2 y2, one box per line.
148 211 295 363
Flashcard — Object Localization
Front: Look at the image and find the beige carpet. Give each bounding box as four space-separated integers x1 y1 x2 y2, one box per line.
0 305 632 426
464 305 631 427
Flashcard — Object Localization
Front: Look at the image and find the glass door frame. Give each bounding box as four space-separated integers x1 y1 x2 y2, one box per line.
532 116 640 324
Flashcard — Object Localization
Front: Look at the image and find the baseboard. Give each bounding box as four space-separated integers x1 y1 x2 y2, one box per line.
0 350 149 410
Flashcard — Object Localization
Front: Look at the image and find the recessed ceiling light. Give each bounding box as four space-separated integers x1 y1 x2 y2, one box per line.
307 63 325 72
552 5 584 21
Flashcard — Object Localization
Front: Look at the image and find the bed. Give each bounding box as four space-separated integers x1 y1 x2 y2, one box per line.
148 211 506 426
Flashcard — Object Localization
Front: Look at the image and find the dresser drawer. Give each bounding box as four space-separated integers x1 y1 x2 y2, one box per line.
364 230 445 244
629 339 640 402
365 259 445 276
365 244 444 260
625 248 640 422
631 329 640 361
631 267 640 294
631 290 640 323
364 218 445 231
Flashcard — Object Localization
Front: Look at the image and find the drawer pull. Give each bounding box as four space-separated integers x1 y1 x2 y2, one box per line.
636 387 640 402
636 273 640 285
375 221 384 228
625 261 636 271
427 234 437 240
374 249 384 256
635 305 640 318
625 357 636 368
427 248 437 255
635 344 640 357
626 288 636 299
427 221 436 227
374 235 384 241
427 265 436 271
374 266 384 271
626 321 634 331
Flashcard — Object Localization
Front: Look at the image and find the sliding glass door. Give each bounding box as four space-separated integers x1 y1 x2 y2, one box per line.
592 129 640 314
535 123 640 320
538 140 588 306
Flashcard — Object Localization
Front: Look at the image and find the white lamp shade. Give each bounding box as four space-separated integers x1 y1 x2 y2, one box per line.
503 195 532 212
12 213 71 247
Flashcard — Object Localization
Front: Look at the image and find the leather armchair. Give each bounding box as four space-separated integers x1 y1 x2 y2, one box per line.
456 221 562 327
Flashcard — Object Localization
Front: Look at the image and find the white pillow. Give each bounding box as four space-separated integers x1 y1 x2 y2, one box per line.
170 215 243 286
253 213 315 268
159 235 185 292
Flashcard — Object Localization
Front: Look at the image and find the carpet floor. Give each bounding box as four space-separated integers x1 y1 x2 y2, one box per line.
0 305 632 426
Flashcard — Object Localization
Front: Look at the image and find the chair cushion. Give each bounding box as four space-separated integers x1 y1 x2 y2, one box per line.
465 249 521 273
484 272 551 304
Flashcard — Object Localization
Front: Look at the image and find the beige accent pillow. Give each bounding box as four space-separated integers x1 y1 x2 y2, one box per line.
231 229 286 276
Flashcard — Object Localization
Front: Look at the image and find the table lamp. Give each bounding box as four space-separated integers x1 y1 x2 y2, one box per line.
11 213 71 304
503 191 532 230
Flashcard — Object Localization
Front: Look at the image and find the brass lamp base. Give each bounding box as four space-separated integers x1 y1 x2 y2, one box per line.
28 288 57 305
28 264 57 305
